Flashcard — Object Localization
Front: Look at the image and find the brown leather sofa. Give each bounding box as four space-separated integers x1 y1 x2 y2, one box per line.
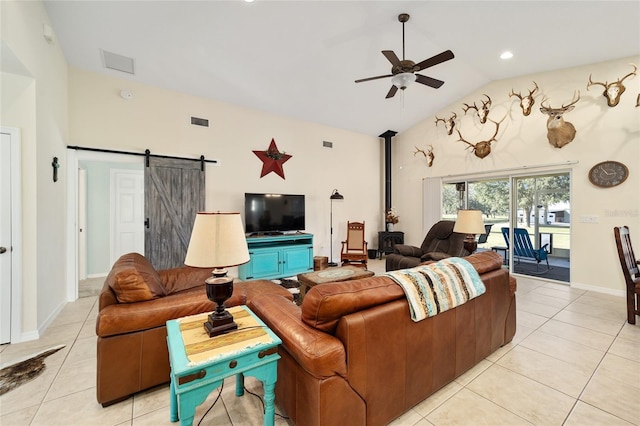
249 251 516 426
96 252 293 406
386 220 467 271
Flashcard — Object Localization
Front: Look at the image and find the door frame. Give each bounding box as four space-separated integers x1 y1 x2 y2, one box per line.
1 127 23 343
66 149 143 301
78 167 87 280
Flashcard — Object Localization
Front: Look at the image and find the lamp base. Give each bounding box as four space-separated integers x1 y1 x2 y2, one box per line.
463 235 478 254
204 311 238 337
204 275 237 337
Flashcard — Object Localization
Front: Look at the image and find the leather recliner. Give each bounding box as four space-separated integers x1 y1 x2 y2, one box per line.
386 220 467 271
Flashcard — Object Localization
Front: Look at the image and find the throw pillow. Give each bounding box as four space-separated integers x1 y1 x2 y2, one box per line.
106 253 166 303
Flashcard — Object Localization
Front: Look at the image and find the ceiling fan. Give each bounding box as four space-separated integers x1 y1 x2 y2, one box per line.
355 13 454 99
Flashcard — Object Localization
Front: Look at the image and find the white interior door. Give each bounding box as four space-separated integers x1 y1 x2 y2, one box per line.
78 168 87 280
1 132 12 344
110 169 144 264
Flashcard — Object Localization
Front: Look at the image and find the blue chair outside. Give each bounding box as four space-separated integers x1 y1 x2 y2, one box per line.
501 227 550 273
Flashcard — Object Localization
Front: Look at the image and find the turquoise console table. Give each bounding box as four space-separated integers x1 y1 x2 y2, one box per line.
239 233 313 280
166 306 282 426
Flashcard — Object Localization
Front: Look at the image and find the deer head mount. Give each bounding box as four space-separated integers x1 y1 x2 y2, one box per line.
456 117 503 159
587 63 637 107
463 94 492 124
539 91 580 149
414 145 435 167
509 81 539 116
435 112 457 135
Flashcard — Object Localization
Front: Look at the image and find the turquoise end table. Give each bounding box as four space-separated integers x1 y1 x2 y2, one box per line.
166 305 282 426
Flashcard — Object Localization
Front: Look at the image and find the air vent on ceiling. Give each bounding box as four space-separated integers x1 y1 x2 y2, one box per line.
191 117 209 127
322 141 333 148
100 49 135 75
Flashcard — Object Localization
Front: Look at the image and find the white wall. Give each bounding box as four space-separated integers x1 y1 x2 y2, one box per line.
68 67 384 265
1 0 69 340
393 56 640 295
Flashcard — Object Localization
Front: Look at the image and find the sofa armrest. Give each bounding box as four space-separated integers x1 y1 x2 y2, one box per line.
248 295 347 379
97 287 218 337
158 267 212 294
393 244 423 257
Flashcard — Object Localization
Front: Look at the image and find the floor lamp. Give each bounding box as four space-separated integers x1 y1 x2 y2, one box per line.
329 189 344 266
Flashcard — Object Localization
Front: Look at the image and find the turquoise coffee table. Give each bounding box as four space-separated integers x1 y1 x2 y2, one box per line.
166 305 282 426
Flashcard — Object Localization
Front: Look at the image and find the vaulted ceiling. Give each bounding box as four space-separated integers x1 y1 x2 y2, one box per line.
44 1 640 136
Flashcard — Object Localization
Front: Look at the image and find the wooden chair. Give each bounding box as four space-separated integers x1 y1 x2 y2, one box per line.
341 221 368 269
614 226 640 324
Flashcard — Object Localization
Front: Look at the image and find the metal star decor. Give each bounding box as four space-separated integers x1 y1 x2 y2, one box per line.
253 138 292 179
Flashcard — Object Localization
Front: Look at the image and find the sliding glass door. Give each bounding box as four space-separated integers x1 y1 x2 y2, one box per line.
442 171 570 283
512 173 570 281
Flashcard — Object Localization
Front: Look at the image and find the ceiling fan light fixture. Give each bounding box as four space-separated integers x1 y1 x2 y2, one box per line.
391 72 416 90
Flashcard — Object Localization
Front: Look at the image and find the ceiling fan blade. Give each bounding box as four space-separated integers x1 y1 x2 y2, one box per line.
385 85 398 99
355 74 393 83
382 50 401 66
415 74 445 89
415 50 455 72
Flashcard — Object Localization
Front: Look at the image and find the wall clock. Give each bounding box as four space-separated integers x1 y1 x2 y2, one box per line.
588 161 629 188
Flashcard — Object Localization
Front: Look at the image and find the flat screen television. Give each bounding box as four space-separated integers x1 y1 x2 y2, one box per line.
244 193 305 235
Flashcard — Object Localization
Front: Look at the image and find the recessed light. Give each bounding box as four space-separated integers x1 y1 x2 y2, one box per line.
244 0 254 2
500 51 513 60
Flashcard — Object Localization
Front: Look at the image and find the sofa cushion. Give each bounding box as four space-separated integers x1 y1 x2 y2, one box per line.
463 250 503 274
106 253 166 303
301 276 405 334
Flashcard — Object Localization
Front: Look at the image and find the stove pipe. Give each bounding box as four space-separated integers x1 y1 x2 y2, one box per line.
379 130 398 214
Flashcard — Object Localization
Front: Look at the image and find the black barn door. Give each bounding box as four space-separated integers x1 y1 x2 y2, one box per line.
145 157 205 270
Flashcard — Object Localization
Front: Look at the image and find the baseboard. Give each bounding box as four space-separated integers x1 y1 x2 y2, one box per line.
87 273 108 279
37 299 67 339
571 282 625 298
17 330 40 343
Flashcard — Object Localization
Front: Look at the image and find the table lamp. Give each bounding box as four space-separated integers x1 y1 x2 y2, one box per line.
185 212 250 337
453 209 486 254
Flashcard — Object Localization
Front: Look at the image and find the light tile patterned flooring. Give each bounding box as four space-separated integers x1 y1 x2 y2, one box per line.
1 259 638 425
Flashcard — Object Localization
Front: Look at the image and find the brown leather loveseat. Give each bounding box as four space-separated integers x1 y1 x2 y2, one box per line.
96 252 293 406
249 251 516 426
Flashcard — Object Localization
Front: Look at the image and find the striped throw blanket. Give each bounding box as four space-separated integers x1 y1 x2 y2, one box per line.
384 257 485 321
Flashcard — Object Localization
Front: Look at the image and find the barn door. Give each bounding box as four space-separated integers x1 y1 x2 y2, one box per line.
145 157 205 269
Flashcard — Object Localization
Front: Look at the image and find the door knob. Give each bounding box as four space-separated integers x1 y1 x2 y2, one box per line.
0 247 6 254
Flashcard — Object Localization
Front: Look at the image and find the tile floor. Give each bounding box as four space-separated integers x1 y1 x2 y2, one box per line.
1 259 638 425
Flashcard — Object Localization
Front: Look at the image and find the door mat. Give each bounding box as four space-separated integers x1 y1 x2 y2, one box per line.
0 344 65 396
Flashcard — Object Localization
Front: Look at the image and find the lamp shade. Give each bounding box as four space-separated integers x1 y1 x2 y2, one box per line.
184 212 250 268
453 210 485 234
330 189 344 200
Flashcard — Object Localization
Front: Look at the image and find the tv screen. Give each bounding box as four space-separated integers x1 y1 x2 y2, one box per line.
244 193 305 234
